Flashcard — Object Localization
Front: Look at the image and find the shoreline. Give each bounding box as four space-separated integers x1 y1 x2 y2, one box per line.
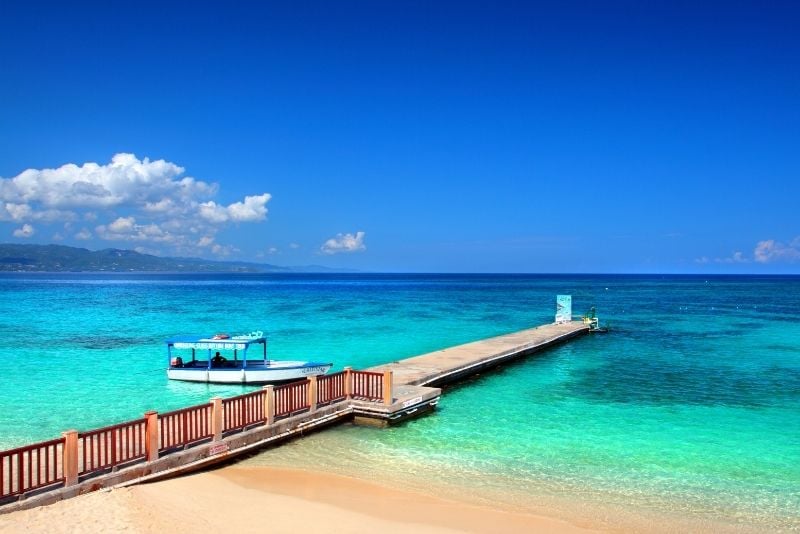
0 466 598 533
0 464 776 533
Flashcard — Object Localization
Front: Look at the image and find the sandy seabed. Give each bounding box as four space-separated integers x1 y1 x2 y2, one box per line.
0 466 597 534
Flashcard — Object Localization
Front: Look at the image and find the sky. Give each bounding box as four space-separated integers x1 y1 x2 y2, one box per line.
0 1 798 273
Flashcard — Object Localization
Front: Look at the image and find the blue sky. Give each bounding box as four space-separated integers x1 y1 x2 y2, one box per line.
1 1 798 273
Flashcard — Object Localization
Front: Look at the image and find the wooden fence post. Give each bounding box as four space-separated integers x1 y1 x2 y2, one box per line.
344 366 353 399
383 370 394 405
307 376 318 412
62 430 78 487
144 411 159 462
263 385 275 426
210 397 223 441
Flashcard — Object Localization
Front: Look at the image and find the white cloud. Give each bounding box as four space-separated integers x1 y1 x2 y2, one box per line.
13 223 34 238
95 217 173 243
267 247 278 254
0 202 75 222
754 237 800 263
0 153 272 257
320 231 366 255
289 243 300 249
109 216 136 233
197 236 215 247
75 228 92 240
0 153 214 210
199 193 271 223
211 243 238 256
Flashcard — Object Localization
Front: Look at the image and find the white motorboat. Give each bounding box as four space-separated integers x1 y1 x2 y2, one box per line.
165 331 332 384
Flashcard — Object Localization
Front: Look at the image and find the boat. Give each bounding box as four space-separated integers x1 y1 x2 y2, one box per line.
165 331 332 384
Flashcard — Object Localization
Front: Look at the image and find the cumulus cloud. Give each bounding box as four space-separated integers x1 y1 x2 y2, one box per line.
320 231 366 255
754 237 800 263
696 237 800 265
95 216 173 243
13 224 34 238
197 236 215 247
199 193 271 223
0 153 272 257
75 228 92 240
0 153 214 210
695 250 750 264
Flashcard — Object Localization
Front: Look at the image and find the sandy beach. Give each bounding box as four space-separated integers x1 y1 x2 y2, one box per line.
0 466 597 534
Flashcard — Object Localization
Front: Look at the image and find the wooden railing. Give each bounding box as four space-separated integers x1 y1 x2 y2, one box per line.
158 403 213 451
222 390 265 432
0 367 393 503
351 370 384 401
0 438 64 499
78 419 146 476
317 371 347 406
274 380 310 419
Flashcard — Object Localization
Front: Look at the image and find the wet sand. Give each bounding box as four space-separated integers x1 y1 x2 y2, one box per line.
0 466 597 533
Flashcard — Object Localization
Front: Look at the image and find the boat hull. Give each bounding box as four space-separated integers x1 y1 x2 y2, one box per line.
167 362 332 384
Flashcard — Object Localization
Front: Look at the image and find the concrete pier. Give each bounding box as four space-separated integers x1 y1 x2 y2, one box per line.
352 320 589 425
371 320 589 387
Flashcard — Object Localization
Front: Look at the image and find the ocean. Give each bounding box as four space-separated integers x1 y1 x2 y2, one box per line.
0 273 798 530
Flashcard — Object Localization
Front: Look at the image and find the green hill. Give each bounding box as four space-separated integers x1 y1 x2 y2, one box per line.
0 244 297 273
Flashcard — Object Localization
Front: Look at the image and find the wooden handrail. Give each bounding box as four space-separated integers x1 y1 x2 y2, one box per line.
222 390 266 432
0 437 65 498
158 403 213 451
78 419 146 475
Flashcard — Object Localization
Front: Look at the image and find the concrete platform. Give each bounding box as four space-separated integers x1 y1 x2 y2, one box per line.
370 320 589 388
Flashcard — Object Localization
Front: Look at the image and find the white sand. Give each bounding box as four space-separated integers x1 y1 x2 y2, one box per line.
0 466 598 533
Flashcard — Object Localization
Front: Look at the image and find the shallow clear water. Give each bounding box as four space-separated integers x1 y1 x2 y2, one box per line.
1 273 798 530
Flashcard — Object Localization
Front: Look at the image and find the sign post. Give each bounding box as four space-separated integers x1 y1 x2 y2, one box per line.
555 295 572 323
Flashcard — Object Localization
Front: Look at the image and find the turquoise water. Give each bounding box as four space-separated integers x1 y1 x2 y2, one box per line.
1 274 798 530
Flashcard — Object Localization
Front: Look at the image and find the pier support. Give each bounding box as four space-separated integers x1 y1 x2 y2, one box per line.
62 430 78 487
307 376 318 412
263 385 275 426
344 366 353 399
144 411 159 462
210 398 223 441
382 370 393 405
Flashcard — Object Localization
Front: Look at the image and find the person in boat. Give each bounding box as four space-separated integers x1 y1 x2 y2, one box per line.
211 351 227 367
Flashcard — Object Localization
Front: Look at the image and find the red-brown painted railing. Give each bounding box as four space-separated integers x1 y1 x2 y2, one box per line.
222 390 265 432
274 380 310 419
158 403 213 451
351 370 383 401
317 371 347 406
0 368 392 502
78 419 146 476
0 438 64 499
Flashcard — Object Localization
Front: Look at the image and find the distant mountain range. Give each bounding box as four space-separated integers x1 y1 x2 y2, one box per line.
0 244 354 273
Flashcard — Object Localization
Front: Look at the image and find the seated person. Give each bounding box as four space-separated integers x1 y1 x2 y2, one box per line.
211 352 227 367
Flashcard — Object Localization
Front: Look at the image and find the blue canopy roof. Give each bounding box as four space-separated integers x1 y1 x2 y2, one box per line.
166 332 266 350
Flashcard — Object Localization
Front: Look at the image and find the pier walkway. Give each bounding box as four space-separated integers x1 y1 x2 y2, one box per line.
1 320 589 512
358 320 589 424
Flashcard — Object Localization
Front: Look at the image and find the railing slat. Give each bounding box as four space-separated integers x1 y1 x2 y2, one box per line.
157 403 213 452
273 379 310 420
351 370 383 401
76 418 147 477
0 437 65 498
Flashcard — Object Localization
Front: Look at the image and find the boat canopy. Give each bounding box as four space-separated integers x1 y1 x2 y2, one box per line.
166 332 266 351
